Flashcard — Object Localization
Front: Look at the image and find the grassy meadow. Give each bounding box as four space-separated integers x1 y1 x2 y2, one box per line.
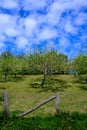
0 75 87 130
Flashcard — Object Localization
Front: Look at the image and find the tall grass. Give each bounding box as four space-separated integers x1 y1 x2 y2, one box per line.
0 111 87 130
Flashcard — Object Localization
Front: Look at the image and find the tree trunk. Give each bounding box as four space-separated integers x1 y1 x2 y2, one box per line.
14 73 17 78
85 76 87 84
40 64 48 89
4 73 7 82
41 73 46 89
4 68 9 82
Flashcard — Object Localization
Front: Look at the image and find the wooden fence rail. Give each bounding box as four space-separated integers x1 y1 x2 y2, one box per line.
1 92 59 117
20 93 59 117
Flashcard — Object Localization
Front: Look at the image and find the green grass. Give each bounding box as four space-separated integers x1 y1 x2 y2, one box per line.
0 112 87 130
0 75 87 129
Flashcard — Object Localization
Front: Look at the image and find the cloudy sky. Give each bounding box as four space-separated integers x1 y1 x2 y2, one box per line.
0 0 87 57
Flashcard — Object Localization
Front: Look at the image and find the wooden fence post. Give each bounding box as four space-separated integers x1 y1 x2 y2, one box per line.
55 93 59 112
4 92 9 117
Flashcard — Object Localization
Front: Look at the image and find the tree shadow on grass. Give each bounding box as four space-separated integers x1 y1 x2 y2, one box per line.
71 78 87 91
0 93 4 101
0 75 26 83
0 111 87 130
0 86 6 90
30 77 71 92
72 78 86 84
30 83 40 88
45 78 71 92
79 85 87 90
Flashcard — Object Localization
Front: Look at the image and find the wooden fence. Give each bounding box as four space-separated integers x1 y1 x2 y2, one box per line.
19 93 59 117
1 92 59 117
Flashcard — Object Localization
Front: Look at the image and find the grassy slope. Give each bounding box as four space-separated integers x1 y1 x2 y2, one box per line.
0 75 87 129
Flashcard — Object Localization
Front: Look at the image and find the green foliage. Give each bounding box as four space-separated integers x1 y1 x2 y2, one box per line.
0 49 87 82
26 50 68 75
73 54 87 75
0 51 13 81
11 56 27 76
0 112 87 130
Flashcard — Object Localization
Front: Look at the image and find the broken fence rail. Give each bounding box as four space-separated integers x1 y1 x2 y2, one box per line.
19 93 59 117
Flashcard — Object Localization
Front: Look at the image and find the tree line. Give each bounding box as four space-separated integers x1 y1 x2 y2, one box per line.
0 50 87 82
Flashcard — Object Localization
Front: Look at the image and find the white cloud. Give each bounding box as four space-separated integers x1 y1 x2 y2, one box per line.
72 0 87 8
24 18 37 28
0 13 18 34
46 2 65 26
15 37 29 49
0 13 12 30
64 21 77 34
0 0 18 9
0 34 5 41
74 12 87 26
5 28 20 37
17 17 38 37
23 0 47 11
45 0 87 27
59 37 70 49
24 18 37 36
0 42 5 49
39 28 58 40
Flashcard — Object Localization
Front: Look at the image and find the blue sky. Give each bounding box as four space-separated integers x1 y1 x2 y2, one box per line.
0 0 87 58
